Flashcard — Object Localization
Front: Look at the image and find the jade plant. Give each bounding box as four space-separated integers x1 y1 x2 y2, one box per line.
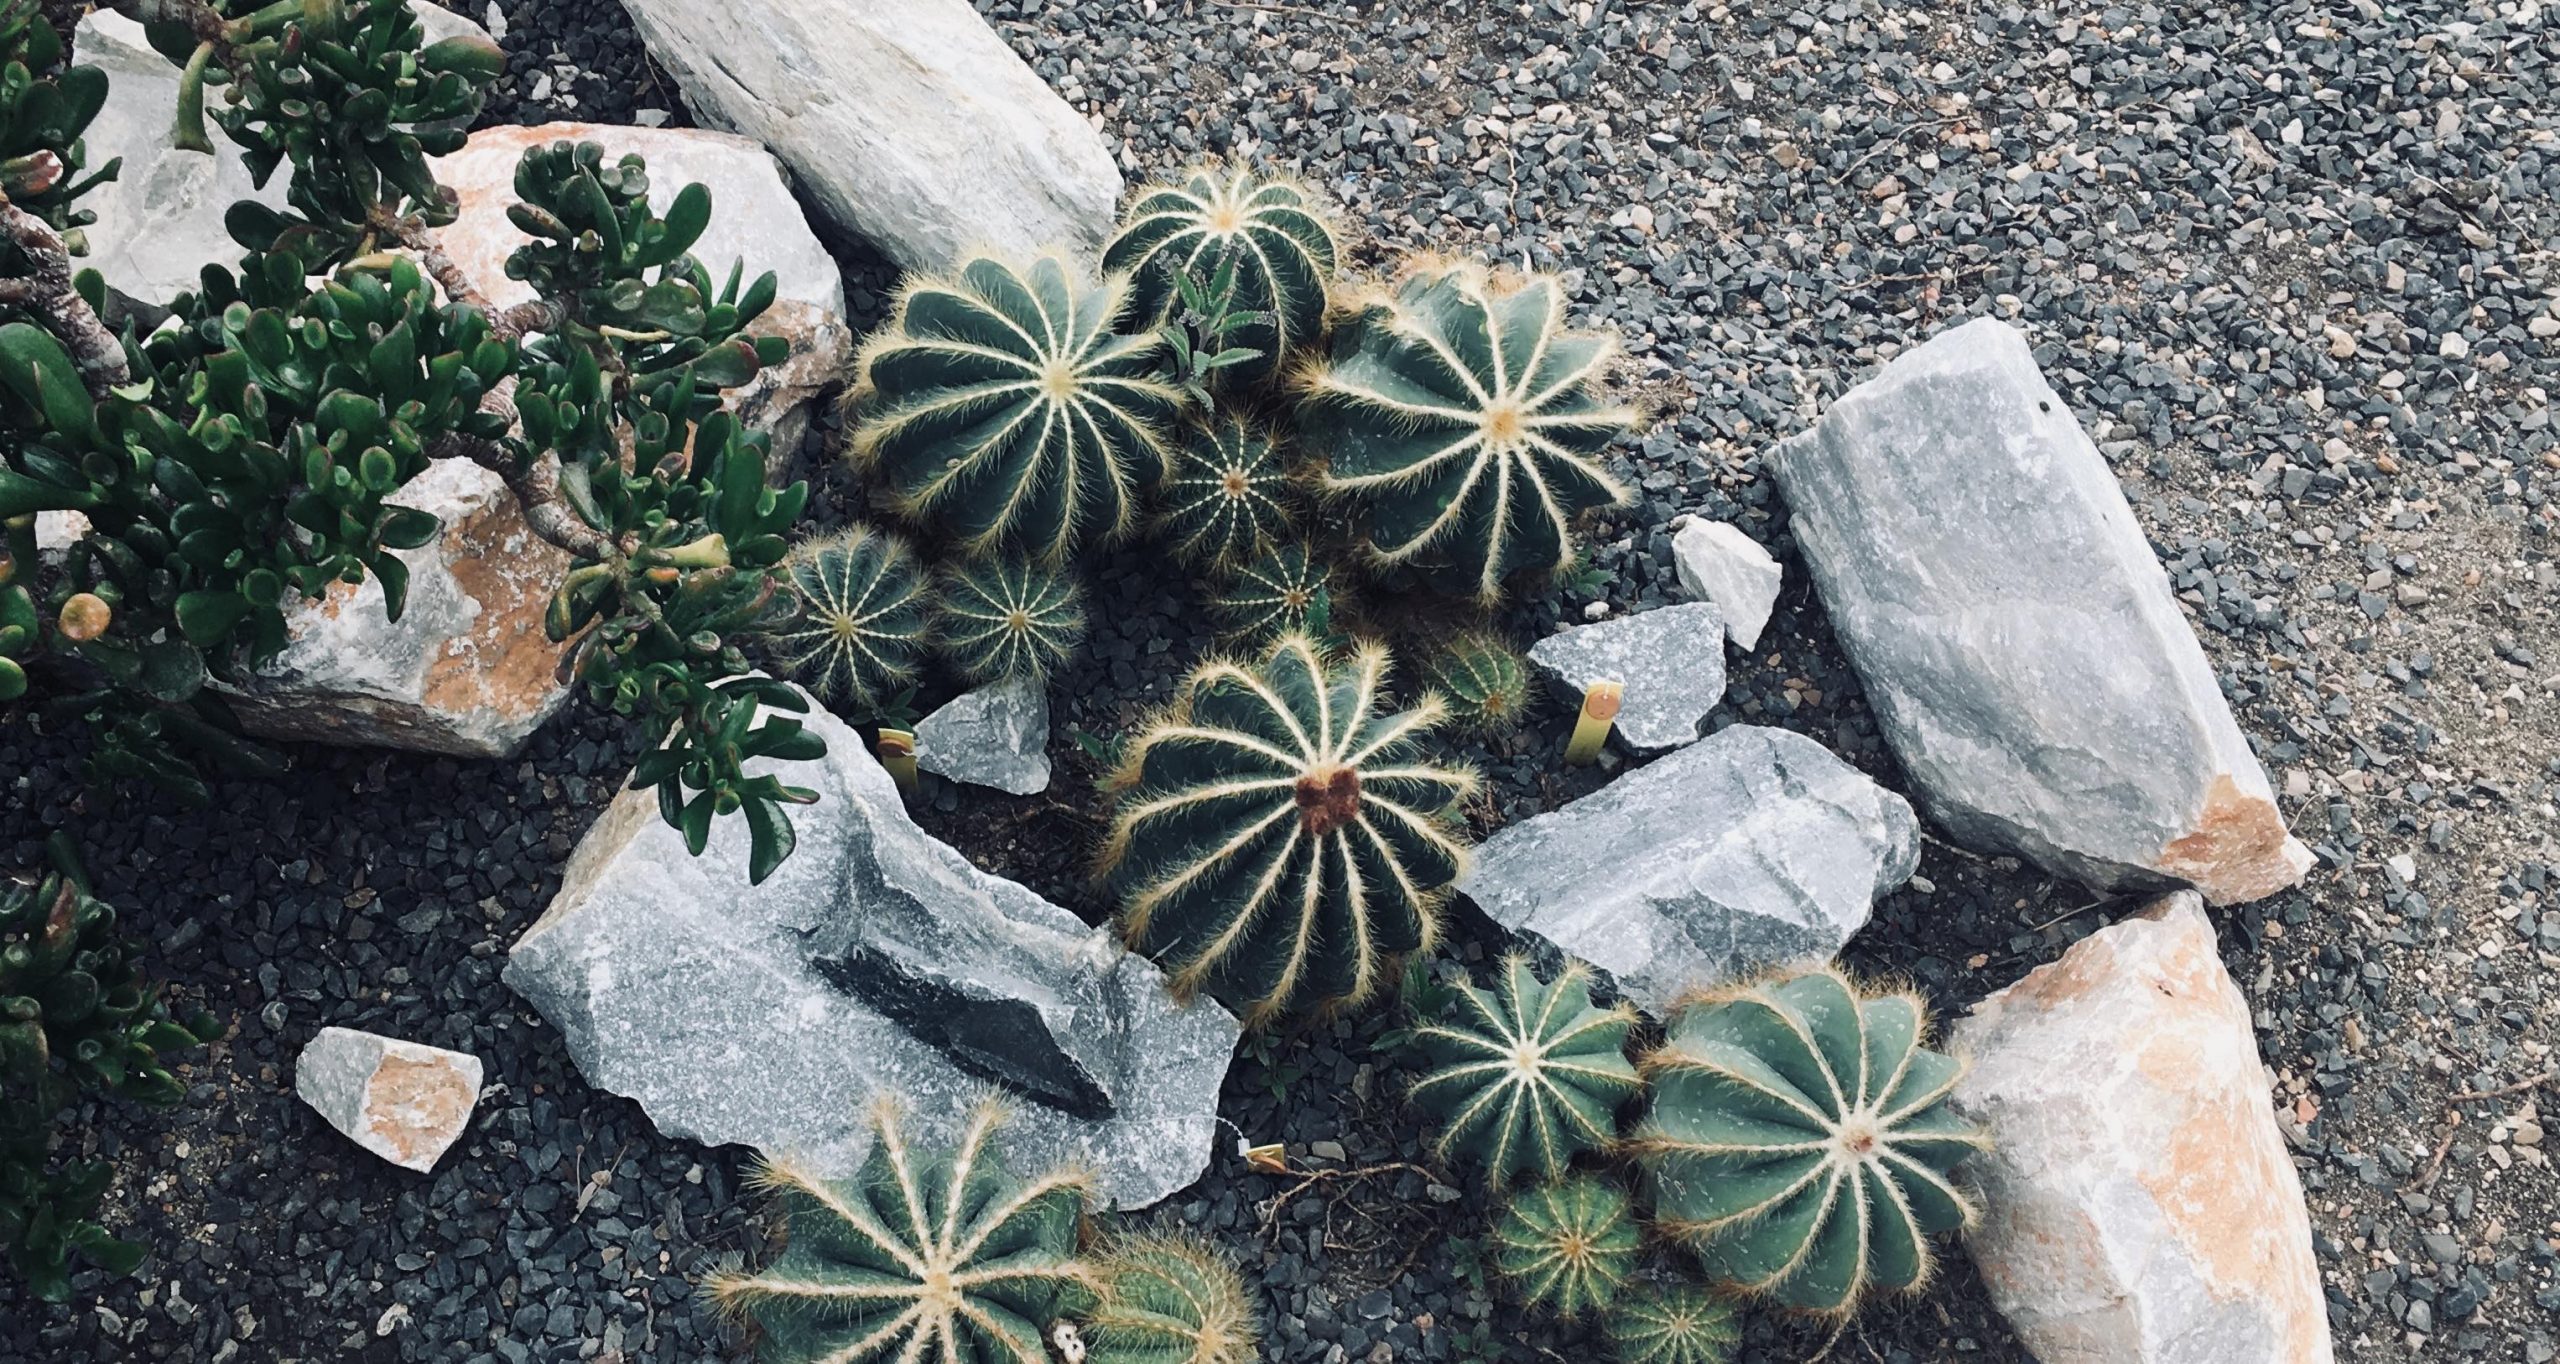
1631 964 1988 1316
1405 954 1639 1190
710 1100 1094 1364
1156 416 1293 567
1296 257 1634 602
936 555 1087 685
1104 164 1339 391
1604 1286 1741 1364
1079 1231 1261 1364
1488 1175 1638 1320
769 524 931 715
1421 629 1534 733
1100 633 1475 1023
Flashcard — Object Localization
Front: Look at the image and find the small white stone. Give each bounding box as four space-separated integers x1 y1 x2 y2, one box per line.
295 1028 484 1174
2388 852 2418 884
2439 332 2471 359
1671 519 1784 650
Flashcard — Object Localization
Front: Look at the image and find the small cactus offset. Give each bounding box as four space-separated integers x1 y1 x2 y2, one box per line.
848 254 1180 563
1208 542 1338 645
1405 955 1639 1190
1157 418 1295 567
1488 1176 1639 1320
1421 631 1535 733
1297 258 1635 602
1632 964 1989 1316
1104 164 1340 389
937 557 1088 685
1101 634 1476 1024
710 1100 1094 1364
1080 1232 1260 1364
768 525 931 714
1604 1287 1742 1364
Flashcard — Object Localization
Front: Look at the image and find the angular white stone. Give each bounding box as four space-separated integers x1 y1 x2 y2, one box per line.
1525 602 1728 754
1671 519 1783 650
1769 318 2312 904
915 674 1052 796
294 1027 485 1173
609 0 1122 272
504 690 1237 1209
1458 725 1918 1015
1949 893 2333 1364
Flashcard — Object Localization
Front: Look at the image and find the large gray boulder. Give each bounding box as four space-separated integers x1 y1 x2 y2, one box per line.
504 691 1237 1209
1457 725 1919 1015
1525 603 1729 755
610 0 1122 273
1769 318 2311 905
1949 893 2333 1363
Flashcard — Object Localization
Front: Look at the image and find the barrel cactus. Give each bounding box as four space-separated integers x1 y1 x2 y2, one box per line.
847 253 1180 563
1420 630 1535 733
1081 1232 1260 1364
936 556 1087 685
1405 955 1638 1190
1104 164 1340 389
1296 258 1634 602
1157 417 1295 567
1489 1176 1638 1320
1605 1287 1741 1364
1100 634 1476 1024
1632 964 1988 1316
768 525 930 713
1208 542 1337 645
710 1100 1093 1364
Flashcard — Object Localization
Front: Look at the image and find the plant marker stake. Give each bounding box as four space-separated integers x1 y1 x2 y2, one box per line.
877 728 918 793
1246 1142 1289 1174
1563 680 1621 765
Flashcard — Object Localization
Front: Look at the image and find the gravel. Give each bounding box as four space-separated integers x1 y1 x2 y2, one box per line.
6 0 2557 1360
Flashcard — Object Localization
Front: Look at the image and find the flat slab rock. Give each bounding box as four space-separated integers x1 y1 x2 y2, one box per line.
1949 893 2332 1363
1526 602 1728 754
504 690 1237 1209
294 1027 485 1173
915 674 1051 796
1458 724 1919 1015
1769 317 2311 904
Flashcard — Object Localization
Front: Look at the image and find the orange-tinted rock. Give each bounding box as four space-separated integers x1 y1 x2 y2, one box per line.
295 1027 484 1174
1948 893 2332 1363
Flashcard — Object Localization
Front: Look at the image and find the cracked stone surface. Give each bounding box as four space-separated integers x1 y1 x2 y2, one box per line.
1524 602 1729 755
915 674 1052 796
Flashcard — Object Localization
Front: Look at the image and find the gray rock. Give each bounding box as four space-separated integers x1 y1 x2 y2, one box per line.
504 689 1237 1208
1949 893 2334 1363
1768 318 2312 904
611 0 1121 273
294 1027 484 1173
1525 603 1728 754
1671 519 1783 650
1457 725 1919 1015
915 675 1052 795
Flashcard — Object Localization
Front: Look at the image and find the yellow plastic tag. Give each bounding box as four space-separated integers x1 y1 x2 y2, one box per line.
877 728 918 793
1563 680 1622 765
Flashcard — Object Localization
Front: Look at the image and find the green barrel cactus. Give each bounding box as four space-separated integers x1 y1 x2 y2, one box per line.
1100 634 1476 1024
1405 955 1638 1190
1081 1232 1260 1364
768 525 931 714
848 253 1180 564
1208 542 1337 645
1489 1176 1638 1320
710 1100 1094 1364
1296 258 1635 602
1156 417 1295 567
1632 964 1988 1316
1604 1287 1741 1364
936 556 1088 685
1420 630 1535 733
1103 164 1340 389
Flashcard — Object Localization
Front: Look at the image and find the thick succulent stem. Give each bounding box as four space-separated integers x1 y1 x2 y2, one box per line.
0 196 130 397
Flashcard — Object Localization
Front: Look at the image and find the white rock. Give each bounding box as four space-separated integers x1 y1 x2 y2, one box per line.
1949 893 2333 1364
1671 519 1783 650
1526 603 1728 754
294 1027 484 1173
915 674 1051 796
610 0 1121 273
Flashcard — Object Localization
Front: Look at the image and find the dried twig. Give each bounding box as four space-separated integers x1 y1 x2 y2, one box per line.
1255 1160 1434 1233
2416 1112 2461 1190
2450 1069 2557 1104
1207 0 1347 20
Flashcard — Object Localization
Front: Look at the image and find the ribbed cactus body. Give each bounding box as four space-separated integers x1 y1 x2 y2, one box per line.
1104 165 1340 389
1406 955 1637 1189
768 525 930 712
1633 965 1987 1316
1101 635 1475 1024
1604 1287 1741 1364
1489 1176 1638 1320
849 254 1179 563
936 557 1087 685
711 1102 1093 1364
1298 259 1633 601
1156 418 1294 568
1081 1233 1260 1364
1421 630 1534 732
1208 542 1336 645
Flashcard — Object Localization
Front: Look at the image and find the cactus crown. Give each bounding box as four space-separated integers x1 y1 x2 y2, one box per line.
1297 258 1634 602
769 525 931 714
1421 630 1535 732
1157 417 1295 568
1208 541 1337 645
1080 1232 1261 1364
849 254 1179 564
1632 964 1988 1316
1604 1286 1742 1364
1406 955 1639 1190
710 1099 1094 1364
935 556 1088 686
1489 1175 1639 1321
1101 634 1477 1024
1104 165 1340 389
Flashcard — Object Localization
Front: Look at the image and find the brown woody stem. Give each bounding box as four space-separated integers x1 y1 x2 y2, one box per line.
0 195 131 397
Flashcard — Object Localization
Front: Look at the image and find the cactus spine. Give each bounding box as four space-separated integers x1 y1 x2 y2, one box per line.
1420 630 1534 732
1405 955 1638 1190
1208 542 1336 645
1104 164 1340 389
768 525 930 713
1604 1287 1741 1364
1080 1232 1260 1364
936 556 1088 685
1156 417 1295 568
1488 1175 1638 1320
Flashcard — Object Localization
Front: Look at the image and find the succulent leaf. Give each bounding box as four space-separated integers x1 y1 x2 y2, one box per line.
1104 165 1340 389
1488 1176 1638 1320
1420 630 1534 733
1208 542 1337 645
1603 1286 1742 1364
1405 955 1638 1189
1156 417 1294 567
768 525 930 714
936 556 1087 685
1081 1232 1260 1364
